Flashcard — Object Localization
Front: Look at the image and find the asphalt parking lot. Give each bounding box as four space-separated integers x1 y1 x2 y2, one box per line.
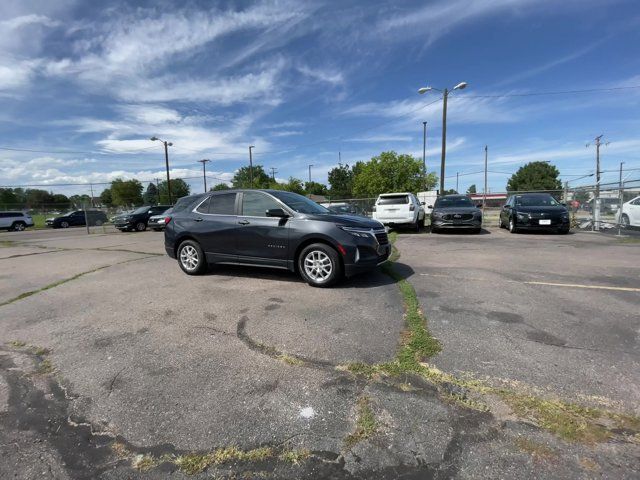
1 226 639 479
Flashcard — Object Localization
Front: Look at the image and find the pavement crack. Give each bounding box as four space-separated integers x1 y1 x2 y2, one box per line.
107 367 126 396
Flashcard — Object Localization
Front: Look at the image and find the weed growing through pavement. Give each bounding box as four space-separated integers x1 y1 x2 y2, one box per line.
344 396 378 449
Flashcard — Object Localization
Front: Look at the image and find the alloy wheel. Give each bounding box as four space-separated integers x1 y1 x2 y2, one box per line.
180 245 199 271
14 223 25 231
303 250 333 283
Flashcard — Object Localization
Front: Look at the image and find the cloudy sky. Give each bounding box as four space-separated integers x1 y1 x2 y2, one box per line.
1 0 639 196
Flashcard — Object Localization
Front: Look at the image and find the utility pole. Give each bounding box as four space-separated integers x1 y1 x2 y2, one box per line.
248 145 255 188
483 145 488 211
422 121 427 190
618 161 624 236
269 167 277 182
587 135 606 230
308 164 314 183
456 172 459 193
439 88 450 195
150 137 173 204
197 159 210 192
89 183 94 207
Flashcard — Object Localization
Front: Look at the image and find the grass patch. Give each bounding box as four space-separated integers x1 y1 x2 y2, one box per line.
0 240 16 247
9 340 26 347
175 453 214 474
133 454 157 471
344 397 378 449
279 449 310 464
35 359 55 375
515 437 556 460
276 354 304 366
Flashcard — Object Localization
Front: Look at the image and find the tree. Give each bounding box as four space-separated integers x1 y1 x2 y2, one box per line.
158 178 190 204
51 194 70 209
0 188 19 208
443 189 458 195
328 163 354 198
352 151 437 197
232 165 271 189
25 189 54 208
304 181 328 196
110 179 143 207
507 161 561 192
69 194 92 208
270 177 305 194
211 183 231 191
143 183 159 205
467 184 477 194
100 188 113 207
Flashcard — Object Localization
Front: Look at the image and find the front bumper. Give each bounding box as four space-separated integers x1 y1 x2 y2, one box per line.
432 217 482 228
338 228 391 277
515 217 569 230
114 221 135 229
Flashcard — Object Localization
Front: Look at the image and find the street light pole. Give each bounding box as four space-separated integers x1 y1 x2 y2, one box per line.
308 164 314 183
198 159 210 192
483 145 488 211
422 121 427 190
248 145 255 188
440 88 448 195
150 136 173 204
418 82 467 196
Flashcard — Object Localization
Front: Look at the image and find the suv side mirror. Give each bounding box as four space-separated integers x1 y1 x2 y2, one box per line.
427 205 433 209
420 201 425 205
266 208 288 218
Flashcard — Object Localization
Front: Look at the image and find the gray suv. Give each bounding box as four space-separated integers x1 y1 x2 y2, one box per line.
164 190 391 287
0 211 34 231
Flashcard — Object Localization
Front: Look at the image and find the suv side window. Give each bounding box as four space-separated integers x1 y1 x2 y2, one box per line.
242 192 281 217
196 197 211 214
209 193 236 215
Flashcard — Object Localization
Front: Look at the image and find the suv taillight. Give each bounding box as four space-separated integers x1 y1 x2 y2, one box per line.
410 204 415 211
164 216 172 225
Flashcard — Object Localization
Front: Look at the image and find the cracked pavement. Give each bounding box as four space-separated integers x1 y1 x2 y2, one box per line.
1 227 639 478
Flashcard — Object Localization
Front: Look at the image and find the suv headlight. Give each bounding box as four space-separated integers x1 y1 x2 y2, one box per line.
432 211 443 218
516 212 530 221
339 226 371 238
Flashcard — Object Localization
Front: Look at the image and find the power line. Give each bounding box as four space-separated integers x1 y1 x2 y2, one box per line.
0 145 159 155
0 174 229 189
461 85 640 99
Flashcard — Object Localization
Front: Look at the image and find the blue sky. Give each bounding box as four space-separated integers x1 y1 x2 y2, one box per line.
1 0 639 197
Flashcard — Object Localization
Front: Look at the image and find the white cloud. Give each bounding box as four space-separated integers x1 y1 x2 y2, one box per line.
270 130 303 137
297 65 344 85
0 14 58 30
0 60 39 91
346 135 412 143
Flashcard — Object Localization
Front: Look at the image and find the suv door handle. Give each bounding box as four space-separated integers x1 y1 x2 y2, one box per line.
194 217 203 222
238 220 250 225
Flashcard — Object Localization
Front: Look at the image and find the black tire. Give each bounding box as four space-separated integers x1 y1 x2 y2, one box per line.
177 240 207 275
508 217 518 234
431 225 438 234
473 227 482 234
621 214 630 228
498 216 504 228
298 243 342 287
413 219 421 232
11 221 26 231
558 226 570 235
60 221 69 228
135 221 147 232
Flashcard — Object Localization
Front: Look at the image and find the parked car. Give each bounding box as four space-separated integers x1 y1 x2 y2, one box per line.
149 207 173 231
499 193 570 234
46 210 108 228
429 195 482 233
164 190 390 287
0 211 34 231
619 196 640 227
320 202 366 216
371 192 425 231
114 205 172 232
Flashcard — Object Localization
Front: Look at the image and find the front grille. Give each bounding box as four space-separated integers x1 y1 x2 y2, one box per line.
374 231 389 245
443 213 473 221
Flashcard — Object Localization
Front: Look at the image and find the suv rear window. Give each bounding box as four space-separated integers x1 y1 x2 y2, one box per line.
378 195 409 205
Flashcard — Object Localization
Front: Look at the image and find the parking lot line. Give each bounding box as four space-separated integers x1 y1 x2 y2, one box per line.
419 273 640 292
522 281 640 292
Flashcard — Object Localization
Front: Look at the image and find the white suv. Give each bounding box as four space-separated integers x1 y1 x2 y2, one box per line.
0 211 35 231
372 193 425 231
619 196 640 227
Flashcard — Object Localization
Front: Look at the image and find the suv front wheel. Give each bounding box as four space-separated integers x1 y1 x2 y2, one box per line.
177 240 207 275
298 243 342 287
11 221 26 231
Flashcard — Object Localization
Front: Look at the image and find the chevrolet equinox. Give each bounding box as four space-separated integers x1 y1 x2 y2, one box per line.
164 189 391 287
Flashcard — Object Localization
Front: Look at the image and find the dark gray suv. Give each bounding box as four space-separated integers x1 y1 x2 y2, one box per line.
164 190 391 287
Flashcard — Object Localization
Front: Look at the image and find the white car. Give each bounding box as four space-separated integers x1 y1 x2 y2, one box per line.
372 192 425 231
619 196 640 227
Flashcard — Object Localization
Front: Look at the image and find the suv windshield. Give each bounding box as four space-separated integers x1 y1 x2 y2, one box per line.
269 191 329 214
435 197 473 208
132 206 151 214
515 195 559 207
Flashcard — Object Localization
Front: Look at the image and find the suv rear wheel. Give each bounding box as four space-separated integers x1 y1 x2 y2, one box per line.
298 243 342 287
177 240 207 275
11 221 26 231
135 221 147 232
